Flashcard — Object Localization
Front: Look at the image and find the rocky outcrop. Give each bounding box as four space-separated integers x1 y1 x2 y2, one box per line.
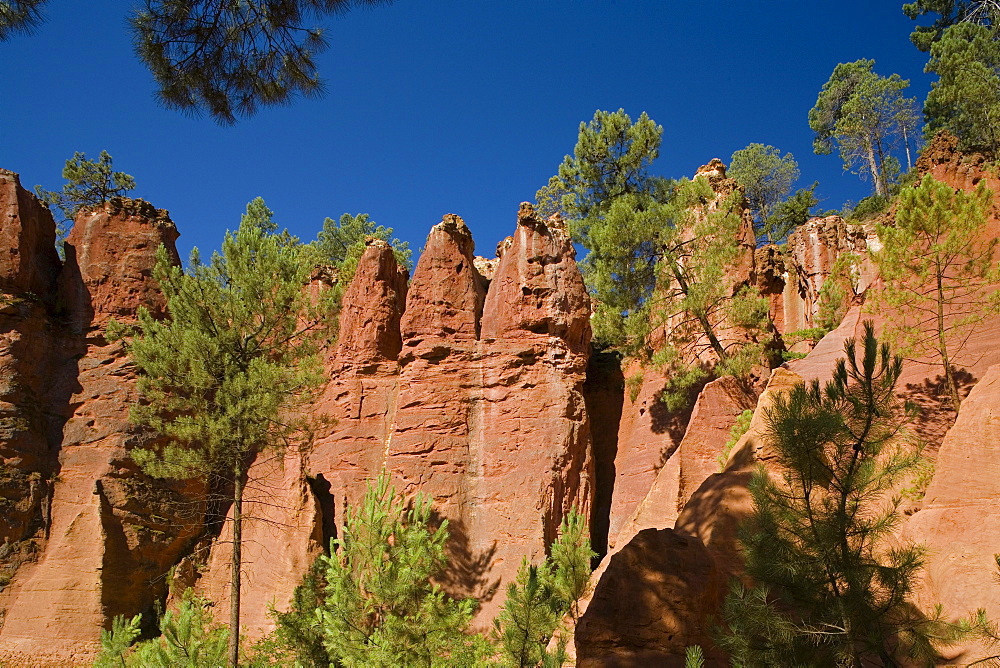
905 363 1000 664
575 369 802 666
605 160 758 545
0 193 201 665
190 205 594 635
614 375 759 547
333 238 408 367
59 198 179 328
0 170 60 298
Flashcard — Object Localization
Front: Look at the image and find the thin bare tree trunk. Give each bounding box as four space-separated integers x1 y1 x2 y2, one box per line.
228 468 244 667
937 272 962 411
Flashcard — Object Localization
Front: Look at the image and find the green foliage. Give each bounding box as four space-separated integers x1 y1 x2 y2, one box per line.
123 212 326 482
312 212 412 279
266 559 331 667
765 182 819 244
317 473 487 667
925 23 1000 157
904 0 1000 50
94 613 142 668
717 409 754 471
495 564 563 668
94 590 228 668
542 109 772 381
683 645 705 668
0 0 46 39
495 508 595 668
817 252 860 334
544 108 665 245
34 150 136 240
847 193 891 221
809 60 920 196
129 0 394 124
719 323 948 666
625 372 644 403
873 174 1000 410
727 143 800 243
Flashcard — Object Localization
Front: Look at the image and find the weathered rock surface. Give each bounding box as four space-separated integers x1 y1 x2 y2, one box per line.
333 238 408 367
194 205 594 636
615 375 759 547
904 363 1000 664
574 369 802 666
0 194 200 665
0 169 60 298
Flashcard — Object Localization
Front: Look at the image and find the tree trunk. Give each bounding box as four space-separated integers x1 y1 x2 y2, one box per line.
228 467 244 667
902 125 912 172
865 138 885 197
937 273 962 412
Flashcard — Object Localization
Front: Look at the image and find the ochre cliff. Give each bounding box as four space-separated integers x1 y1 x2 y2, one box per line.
0 183 204 665
4 139 1000 667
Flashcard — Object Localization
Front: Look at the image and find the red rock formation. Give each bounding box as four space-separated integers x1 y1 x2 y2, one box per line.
0 197 200 666
0 169 60 297
211 205 595 635
614 375 759 547
400 213 484 342
905 363 1000 664
193 449 323 638
576 528 723 668
334 238 408 367
481 202 590 352
59 197 179 327
574 369 801 666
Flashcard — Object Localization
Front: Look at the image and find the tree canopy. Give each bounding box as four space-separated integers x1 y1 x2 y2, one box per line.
925 23 1000 156
904 0 1000 50
873 174 1000 411
34 150 135 240
117 205 331 666
1 0 393 123
809 59 919 197
720 323 951 666
727 143 816 244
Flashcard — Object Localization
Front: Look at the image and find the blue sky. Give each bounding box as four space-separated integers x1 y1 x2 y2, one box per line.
2 1 935 263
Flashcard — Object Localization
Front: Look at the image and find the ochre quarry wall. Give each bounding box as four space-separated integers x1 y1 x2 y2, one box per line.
189 203 594 635
0 177 205 666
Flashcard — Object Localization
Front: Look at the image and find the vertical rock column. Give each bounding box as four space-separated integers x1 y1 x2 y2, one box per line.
386 214 486 548
0 198 201 664
471 203 593 622
197 239 411 640
0 170 62 551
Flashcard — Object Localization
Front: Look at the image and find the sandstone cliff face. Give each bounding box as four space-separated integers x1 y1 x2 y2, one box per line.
905 363 1000 664
605 160 758 544
575 369 802 666
192 204 593 636
0 190 203 665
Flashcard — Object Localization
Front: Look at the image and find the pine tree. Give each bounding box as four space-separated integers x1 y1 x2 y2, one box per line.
727 143 806 243
719 322 949 666
539 110 773 402
312 212 411 278
873 174 1000 411
115 203 330 667
924 23 1000 157
93 590 228 668
34 150 136 241
494 508 595 668
809 60 920 196
317 474 488 667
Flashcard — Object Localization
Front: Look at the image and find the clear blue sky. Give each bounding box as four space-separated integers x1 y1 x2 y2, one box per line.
1 1 935 262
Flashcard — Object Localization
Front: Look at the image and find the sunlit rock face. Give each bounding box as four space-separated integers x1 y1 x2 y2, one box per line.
0 187 202 666
197 203 595 635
